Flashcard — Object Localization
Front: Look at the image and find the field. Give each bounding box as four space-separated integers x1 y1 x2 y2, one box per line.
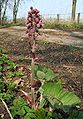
0 26 83 118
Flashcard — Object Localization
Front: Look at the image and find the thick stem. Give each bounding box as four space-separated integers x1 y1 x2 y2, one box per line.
31 39 36 109
31 58 35 108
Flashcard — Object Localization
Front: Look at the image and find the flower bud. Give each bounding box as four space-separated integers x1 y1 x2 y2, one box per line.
28 17 32 22
35 18 40 23
37 23 41 28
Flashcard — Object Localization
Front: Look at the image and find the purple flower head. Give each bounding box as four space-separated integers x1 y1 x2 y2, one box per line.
26 7 43 41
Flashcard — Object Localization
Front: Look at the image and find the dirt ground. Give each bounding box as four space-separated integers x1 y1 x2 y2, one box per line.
0 27 83 100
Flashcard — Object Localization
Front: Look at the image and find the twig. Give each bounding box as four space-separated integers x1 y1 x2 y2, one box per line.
1 99 13 119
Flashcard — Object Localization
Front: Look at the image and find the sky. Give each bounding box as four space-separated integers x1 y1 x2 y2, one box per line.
7 0 83 19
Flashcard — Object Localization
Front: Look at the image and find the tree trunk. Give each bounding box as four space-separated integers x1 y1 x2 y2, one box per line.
0 0 6 25
0 1 2 24
13 11 17 23
13 0 16 23
2 0 9 24
71 0 77 21
13 0 20 23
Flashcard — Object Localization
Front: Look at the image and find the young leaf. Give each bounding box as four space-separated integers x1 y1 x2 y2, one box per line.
45 68 55 81
37 71 45 80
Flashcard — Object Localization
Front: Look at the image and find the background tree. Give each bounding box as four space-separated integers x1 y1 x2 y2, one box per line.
13 0 20 23
0 0 9 25
0 0 5 24
0 1 1 24
2 0 9 24
72 0 77 21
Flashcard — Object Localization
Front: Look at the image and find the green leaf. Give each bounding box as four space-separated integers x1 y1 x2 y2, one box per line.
42 66 48 73
0 72 3 78
7 60 17 70
78 111 83 119
10 106 17 117
0 61 3 65
42 81 81 106
13 97 26 107
0 93 14 102
34 108 51 119
37 71 45 79
39 98 46 108
68 110 83 119
17 107 25 116
0 66 3 71
45 68 55 81
25 114 31 119
10 97 27 117
15 70 24 76
2 54 8 60
7 83 16 90
0 79 5 91
25 112 35 119
24 106 30 112
35 65 55 81
8 72 15 78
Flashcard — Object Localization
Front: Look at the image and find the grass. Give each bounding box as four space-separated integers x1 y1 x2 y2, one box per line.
0 23 18 28
44 20 83 30
0 18 26 28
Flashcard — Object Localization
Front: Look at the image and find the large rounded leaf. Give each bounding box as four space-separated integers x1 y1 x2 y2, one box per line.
42 81 81 106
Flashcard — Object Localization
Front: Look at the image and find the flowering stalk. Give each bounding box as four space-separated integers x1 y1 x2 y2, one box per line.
26 7 42 109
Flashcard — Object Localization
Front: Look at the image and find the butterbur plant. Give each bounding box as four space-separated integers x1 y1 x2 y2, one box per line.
26 7 43 109
22 6 81 115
